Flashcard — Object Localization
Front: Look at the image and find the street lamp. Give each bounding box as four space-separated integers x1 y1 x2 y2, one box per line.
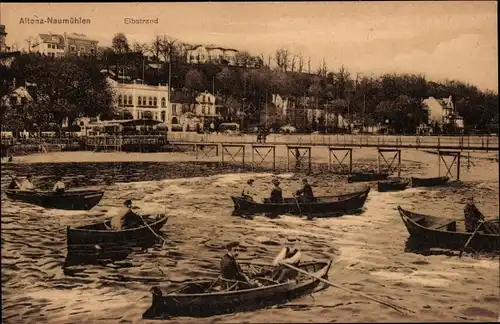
241 97 246 131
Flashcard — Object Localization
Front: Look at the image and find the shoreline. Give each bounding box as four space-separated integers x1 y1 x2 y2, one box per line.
3 149 498 183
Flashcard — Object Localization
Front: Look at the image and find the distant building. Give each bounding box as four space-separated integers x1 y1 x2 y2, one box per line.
32 32 98 57
186 44 238 65
0 24 9 52
64 33 98 56
32 33 65 57
422 95 464 130
106 77 171 128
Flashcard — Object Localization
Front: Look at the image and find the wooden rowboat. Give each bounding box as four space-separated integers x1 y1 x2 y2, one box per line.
66 214 169 257
410 176 449 187
397 206 499 251
231 187 370 217
377 178 410 192
5 188 105 210
347 172 389 183
142 260 332 319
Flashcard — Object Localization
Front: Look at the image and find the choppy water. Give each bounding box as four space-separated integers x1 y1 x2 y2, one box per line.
1 162 499 323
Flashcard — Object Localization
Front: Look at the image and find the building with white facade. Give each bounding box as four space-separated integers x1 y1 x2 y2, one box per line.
107 77 172 129
422 95 464 129
186 45 238 65
32 32 98 57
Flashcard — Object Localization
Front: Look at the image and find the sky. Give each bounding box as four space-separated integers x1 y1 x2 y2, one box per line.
1 2 497 92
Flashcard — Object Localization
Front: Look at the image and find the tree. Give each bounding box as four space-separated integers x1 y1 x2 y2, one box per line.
216 67 235 103
3 54 114 132
112 33 130 55
235 51 253 68
375 95 422 133
185 69 206 109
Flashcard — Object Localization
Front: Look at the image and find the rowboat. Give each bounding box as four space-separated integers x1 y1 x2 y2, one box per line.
5 188 105 210
347 172 389 183
231 187 370 217
142 260 332 319
377 178 410 192
410 176 449 187
66 214 169 257
397 206 499 251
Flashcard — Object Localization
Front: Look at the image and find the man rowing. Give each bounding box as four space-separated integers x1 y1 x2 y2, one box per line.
295 178 314 203
241 179 255 201
464 194 499 234
464 195 484 232
19 175 36 191
272 245 302 283
220 241 253 289
269 178 284 203
52 176 66 194
8 176 21 190
110 199 144 231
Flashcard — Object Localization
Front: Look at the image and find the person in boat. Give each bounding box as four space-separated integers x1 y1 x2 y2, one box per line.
272 245 302 283
19 175 36 191
52 176 66 194
241 179 255 201
110 199 144 231
464 195 485 232
269 178 284 203
220 241 252 289
8 176 21 190
295 178 315 203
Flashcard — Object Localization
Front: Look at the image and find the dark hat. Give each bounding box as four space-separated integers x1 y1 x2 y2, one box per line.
247 179 255 184
302 178 308 182
124 199 132 206
226 241 240 250
272 178 280 185
26 174 33 179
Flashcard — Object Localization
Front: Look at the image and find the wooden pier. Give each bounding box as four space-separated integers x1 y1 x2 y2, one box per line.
168 133 498 177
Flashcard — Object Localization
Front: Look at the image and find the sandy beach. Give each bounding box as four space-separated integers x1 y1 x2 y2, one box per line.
1 148 499 323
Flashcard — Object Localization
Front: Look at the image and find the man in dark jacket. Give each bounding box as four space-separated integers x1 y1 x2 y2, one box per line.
295 178 314 203
269 178 283 203
464 195 484 232
220 241 251 290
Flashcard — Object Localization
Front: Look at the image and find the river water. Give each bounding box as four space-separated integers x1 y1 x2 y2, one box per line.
1 161 499 324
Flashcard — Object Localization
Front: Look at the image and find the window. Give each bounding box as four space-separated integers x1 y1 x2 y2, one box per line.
161 97 166 108
137 96 142 106
118 95 123 105
70 45 76 52
90 48 95 54
153 97 157 107
80 47 85 53
148 97 153 106
128 95 132 105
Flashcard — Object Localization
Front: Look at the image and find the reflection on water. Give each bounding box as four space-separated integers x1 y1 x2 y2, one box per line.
1 161 499 323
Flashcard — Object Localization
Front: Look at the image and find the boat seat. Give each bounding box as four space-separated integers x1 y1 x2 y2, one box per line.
411 215 426 224
429 221 456 232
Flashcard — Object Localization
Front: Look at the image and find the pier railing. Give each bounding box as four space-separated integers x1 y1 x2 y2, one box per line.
168 133 499 151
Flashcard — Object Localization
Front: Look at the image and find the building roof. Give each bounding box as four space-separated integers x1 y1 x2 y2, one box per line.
38 33 65 44
66 33 98 43
185 44 239 53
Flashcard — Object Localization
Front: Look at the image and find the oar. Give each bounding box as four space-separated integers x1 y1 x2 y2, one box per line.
292 193 302 214
282 263 414 315
459 218 486 258
138 214 168 248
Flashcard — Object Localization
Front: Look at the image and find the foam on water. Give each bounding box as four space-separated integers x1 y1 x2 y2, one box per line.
2 167 499 323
